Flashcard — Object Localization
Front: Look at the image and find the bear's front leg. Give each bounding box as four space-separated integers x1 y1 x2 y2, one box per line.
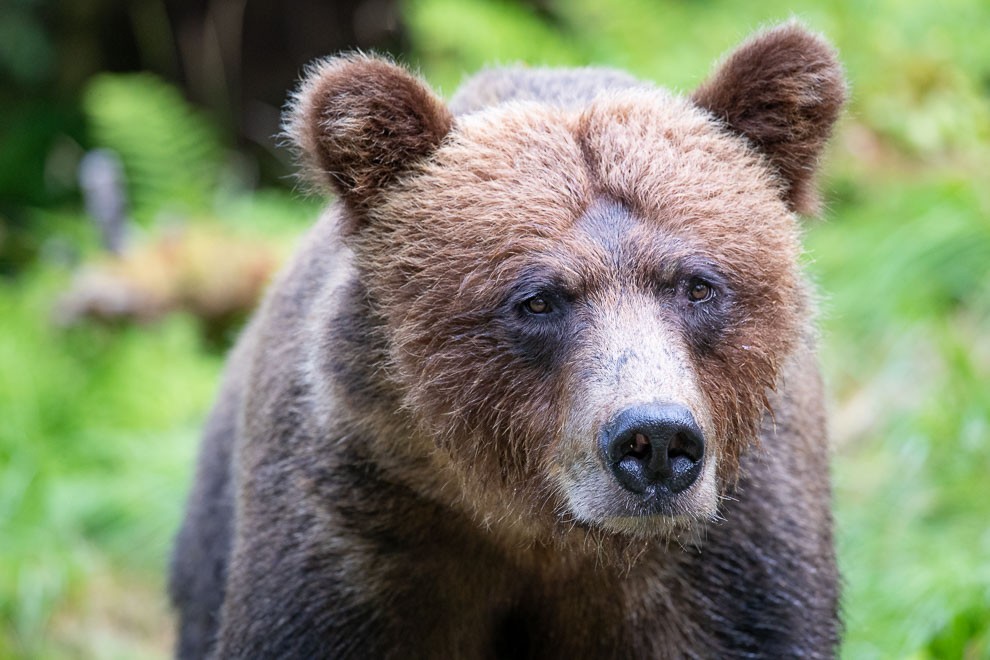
215 505 387 657
214 456 515 659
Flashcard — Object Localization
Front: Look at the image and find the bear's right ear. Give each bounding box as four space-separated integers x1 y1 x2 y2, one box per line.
285 54 453 213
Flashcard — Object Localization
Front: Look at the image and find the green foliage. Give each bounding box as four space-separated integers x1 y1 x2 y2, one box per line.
406 0 582 91
0 0 56 86
808 176 990 658
812 179 990 334
0 268 220 657
82 74 225 225
0 58 315 660
409 0 990 158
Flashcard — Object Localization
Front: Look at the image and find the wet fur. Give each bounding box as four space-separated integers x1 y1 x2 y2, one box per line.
171 21 845 658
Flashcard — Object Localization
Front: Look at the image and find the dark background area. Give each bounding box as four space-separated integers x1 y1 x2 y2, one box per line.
2 0 408 273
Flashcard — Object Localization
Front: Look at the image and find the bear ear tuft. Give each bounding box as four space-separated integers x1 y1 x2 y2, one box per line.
691 21 847 215
285 54 453 212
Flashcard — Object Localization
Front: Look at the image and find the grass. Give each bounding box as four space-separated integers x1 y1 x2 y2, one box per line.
2 0 989 656
811 176 990 658
0 267 219 657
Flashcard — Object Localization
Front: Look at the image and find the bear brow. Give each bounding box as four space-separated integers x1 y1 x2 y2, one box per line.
508 265 577 299
571 197 637 255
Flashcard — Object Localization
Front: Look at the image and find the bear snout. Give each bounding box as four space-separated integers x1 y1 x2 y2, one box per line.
600 403 705 497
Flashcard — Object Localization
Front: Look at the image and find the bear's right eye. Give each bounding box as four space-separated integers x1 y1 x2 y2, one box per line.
524 296 551 314
688 281 713 302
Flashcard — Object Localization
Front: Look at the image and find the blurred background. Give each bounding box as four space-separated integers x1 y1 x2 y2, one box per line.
1 0 988 657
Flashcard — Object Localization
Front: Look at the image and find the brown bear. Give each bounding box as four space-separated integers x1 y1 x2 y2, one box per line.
170 20 846 659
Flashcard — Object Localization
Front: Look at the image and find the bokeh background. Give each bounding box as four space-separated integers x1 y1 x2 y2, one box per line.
2 0 988 657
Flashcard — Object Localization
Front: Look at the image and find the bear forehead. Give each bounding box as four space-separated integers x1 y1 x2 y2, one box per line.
377 88 800 268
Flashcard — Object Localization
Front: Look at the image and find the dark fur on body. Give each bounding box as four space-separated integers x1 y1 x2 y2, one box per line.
171 21 845 658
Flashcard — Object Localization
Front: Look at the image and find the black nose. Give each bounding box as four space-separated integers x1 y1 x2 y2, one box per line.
600 404 705 495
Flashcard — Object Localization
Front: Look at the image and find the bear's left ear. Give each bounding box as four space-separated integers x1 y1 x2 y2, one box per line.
285 54 453 215
691 21 846 215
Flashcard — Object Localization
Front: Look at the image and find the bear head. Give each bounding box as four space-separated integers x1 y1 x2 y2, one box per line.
286 22 845 550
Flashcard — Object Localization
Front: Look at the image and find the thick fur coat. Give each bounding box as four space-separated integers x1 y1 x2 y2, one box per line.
171 21 846 658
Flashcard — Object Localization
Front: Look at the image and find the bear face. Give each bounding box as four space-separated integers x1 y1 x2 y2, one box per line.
287 22 843 548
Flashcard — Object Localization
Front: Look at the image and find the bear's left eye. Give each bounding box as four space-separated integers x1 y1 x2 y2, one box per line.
524 296 551 314
687 279 715 303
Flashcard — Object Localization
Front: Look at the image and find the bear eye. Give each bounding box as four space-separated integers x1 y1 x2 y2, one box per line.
524 296 551 314
687 279 715 303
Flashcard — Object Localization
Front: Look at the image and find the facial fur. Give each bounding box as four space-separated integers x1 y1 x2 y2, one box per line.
339 91 804 543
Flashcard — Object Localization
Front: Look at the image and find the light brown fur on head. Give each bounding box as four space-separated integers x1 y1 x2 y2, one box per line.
353 91 805 542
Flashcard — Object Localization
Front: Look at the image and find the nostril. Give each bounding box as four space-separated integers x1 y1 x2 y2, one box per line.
667 431 703 462
629 433 651 461
667 431 703 484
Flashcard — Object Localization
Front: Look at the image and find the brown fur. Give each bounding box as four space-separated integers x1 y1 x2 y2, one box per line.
171 21 845 658
692 21 847 214
286 55 453 222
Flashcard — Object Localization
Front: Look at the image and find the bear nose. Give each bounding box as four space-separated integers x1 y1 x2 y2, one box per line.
600 404 705 495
